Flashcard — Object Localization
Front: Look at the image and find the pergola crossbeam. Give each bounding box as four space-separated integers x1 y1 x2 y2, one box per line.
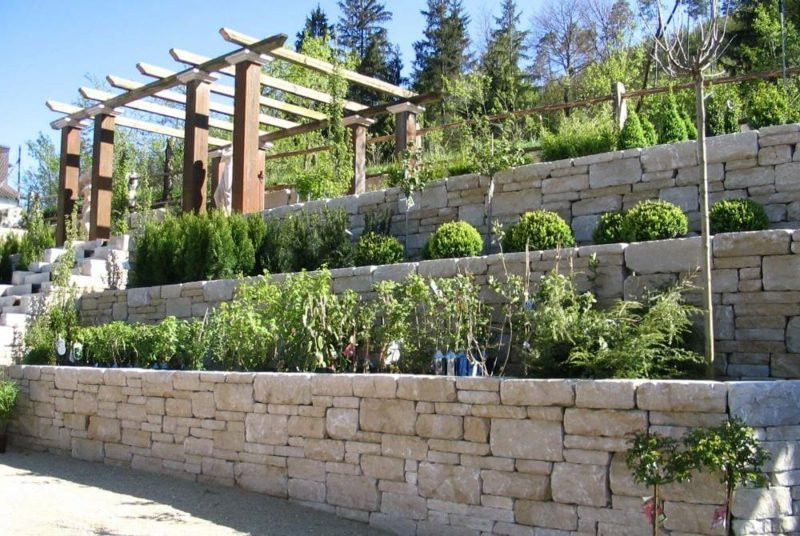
219 27 416 99
170 48 368 112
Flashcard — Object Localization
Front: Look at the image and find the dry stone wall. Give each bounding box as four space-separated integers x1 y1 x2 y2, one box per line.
7 365 799 536
80 229 800 379
258 126 800 258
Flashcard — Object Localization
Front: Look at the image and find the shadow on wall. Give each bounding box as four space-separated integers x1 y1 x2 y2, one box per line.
0 449 384 535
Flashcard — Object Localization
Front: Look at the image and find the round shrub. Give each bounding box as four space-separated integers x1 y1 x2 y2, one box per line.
502 210 575 252
354 232 404 266
621 200 688 242
710 199 769 234
424 221 483 259
593 211 626 244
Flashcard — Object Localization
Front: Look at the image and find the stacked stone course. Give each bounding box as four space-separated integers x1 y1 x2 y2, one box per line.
8 366 799 535
80 229 800 379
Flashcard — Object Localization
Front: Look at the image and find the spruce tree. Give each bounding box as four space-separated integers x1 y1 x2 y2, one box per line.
480 0 529 112
412 0 472 94
296 5 335 50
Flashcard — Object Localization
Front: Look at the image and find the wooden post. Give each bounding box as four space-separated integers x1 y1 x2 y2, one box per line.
612 82 627 130
387 102 425 156
56 126 82 246
210 156 222 209
344 116 375 195
230 52 268 214
90 113 115 240
180 71 215 213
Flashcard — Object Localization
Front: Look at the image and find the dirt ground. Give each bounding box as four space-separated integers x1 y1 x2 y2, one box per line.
0 448 386 535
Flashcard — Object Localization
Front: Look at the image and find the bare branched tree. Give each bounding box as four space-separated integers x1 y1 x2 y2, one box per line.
651 0 727 377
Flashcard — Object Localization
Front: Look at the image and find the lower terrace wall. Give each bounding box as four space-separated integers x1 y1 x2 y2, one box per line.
7 366 799 536
258 126 800 258
80 229 800 379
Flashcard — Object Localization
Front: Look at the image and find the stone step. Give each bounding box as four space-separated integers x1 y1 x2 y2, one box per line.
3 295 35 315
0 295 19 308
109 234 131 251
0 312 29 327
24 272 51 285
81 259 107 278
42 248 66 263
0 326 16 346
91 247 129 261
11 271 32 285
0 286 14 299
6 284 32 296
27 261 52 273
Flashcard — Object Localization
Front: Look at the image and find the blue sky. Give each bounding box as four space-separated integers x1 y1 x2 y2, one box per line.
0 0 535 186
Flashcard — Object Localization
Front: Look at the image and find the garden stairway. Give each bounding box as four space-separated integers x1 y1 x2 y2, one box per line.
0 234 131 365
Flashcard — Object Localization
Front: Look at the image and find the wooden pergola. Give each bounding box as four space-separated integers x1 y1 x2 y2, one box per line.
47 28 434 245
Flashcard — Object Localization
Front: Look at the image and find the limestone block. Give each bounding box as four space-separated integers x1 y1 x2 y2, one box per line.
373 262 417 283
380 492 427 520
361 454 405 481
117 403 146 421
127 288 151 307
212 429 244 451
490 419 563 461
514 500 577 530
762 255 800 291
713 230 792 257
360 398 416 435
381 434 428 460
254 374 312 405
458 204 485 227
352 375 397 398
397 376 456 402
416 414 462 439
641 141 697 172
499 379 575 406
72 438 104 462
733 486 793 519
463 416 489 443
418 184 448 211
623 273 677 299
191 392 215 418
245 413 288 445
481 469 550 500
288 458 326 481
775 162 800 191
564 409 646 437
141 371 174 397
88 416 121 442
571 195 623 217
589 158 641 188
787 317 800 353
418 259 459 279
758 144 793 166
659 185 698 212
624 237 702 274
326 407 358 439
288 416 325 438
202 458 234 479
575 380 636 409
213 383 253 412
304 439 344 461
165 297 191 318
725 166 774 189
729 381 800 426
572 214 600 243
491 190 542 216
663 502 726 535
637 381 726 413
418 462 480 504
551 462 609 506
326 474 380 510
235 462 287 497
714 305 735 341
707 132 758 164
288 478 326 502
542 174 589 195
54 368 79 391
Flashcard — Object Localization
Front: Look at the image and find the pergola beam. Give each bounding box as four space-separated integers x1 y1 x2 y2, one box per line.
137 62 326 120
219 27 416 99
170 48 368 112
104 75 298 129
47 101 230 146
50 33 287 129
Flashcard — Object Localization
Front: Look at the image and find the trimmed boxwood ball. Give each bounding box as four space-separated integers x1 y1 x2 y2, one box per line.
424 221 483 259
354 232 404 266
593 211 626 244
502 210 575 252
710 199 769 234
621 200 688 242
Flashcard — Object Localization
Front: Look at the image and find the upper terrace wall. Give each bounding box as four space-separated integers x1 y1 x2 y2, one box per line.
80 229 800 380
259 126 800 258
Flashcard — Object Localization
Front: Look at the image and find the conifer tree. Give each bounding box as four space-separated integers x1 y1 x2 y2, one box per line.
296 5 335 50
412 0 472 94
480 0 529 111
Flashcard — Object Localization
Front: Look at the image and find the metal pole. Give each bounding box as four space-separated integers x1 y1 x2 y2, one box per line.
781 0 788 90
17 147 21 206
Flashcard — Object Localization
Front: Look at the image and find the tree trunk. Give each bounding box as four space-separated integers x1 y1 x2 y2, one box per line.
162 139 173 202
694 72 716 377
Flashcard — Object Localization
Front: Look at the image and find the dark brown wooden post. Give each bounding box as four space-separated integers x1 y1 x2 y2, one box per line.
56 125 82 246
344 116 375 195
90 113 115 240
210 155 222 209
387 102 425 156
230 51 268 214
180 71 215 213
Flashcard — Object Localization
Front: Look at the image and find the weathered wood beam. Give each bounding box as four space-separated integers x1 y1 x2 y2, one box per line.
219 27 415 99
170 48 367 112
56 126 82 246
50 33 287 129
90 114 115 240
182 78 210 213
137 62 326 120
343 116 375 195
232 60 265 214
387 102 425 156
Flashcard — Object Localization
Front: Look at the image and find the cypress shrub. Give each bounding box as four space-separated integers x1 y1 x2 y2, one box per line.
619 110 649 150
229 213 256 276
641 116 659 146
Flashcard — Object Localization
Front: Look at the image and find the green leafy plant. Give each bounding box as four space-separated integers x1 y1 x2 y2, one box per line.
424 221 483 259
540 114 618 161
710 199 769 234
647 89 689 144
502 210 575 252
684 418 770 536
363 208 394 236
626 432 695 536
593 211 627 244
747 81 790 128
621 200 688 242
354 232 404 266
0 376 19 437
19 198 54 269
681 110 698 140
0 234 20 284
706 85 742 136
619 110 650 150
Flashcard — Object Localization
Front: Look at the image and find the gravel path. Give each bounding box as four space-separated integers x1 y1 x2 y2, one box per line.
0 449 386 535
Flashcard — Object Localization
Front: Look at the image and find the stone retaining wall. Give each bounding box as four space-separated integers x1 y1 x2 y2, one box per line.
258 126 800 258
7 366 799 535
80 229 800 379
